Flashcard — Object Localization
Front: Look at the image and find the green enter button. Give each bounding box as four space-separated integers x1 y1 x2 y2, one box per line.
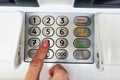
73 38 90 48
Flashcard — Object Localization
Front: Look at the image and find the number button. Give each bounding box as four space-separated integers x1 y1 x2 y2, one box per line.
29 16 41 25
56 49 68 59
74 16 90 26
43 38 54 48
42 27 54 37
28 38 40 47
74 27 90 37
42 16 55 26
46 49 54 59
29 27 41 36
73 38 90 48
56 38 68 48
56 16 69 26
56 27 68 37
73 50 91 60
28 49 37 58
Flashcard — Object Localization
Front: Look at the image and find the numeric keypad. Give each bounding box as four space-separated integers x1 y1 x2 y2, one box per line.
25 13 94 64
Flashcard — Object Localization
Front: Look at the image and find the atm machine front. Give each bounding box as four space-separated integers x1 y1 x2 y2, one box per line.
1 0 120 80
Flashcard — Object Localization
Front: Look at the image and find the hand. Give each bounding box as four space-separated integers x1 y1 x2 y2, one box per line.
25 40 69 80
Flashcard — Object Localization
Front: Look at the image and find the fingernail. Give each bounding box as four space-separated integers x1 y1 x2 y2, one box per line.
43 40 49 48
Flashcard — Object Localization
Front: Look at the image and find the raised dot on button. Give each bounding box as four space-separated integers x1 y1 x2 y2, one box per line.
74 16 90 26
29 16 41 25
46 49 54 59
29 27 41 36
73 50 91 60
43 38 54 48
55 49 68 59
56 38 68 48
42 27 54 37
56 16 69 26
56 27 68 37
74 27 90 37
28 38 40 47
73 38 90 48
42 16 55 26
28 49 37 58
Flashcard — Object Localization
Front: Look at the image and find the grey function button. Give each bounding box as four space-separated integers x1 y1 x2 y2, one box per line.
28 49 37 58
46 49 54 59
29 16 41 25
73 50 91 60
56 49 68 59
74 16 90 26
42 16 55 26
42 27 54 37
29 27 41 36
56 27 68 37
56 38 68 48
56 16 69 26
28 38 40 47
43 38 54 48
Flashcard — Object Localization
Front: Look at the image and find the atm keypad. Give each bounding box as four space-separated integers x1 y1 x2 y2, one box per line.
25 13 94 63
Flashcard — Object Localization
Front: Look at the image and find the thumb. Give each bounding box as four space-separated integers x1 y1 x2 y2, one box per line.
49 64 69 80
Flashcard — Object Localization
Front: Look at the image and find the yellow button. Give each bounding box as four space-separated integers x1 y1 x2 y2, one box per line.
74 27 90 37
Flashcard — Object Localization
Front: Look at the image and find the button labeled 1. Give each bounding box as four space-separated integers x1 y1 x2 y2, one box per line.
29 16 41 25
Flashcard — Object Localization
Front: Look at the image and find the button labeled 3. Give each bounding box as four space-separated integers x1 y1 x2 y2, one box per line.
56 16 69 26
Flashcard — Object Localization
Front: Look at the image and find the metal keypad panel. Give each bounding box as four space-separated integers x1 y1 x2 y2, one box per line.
25 12 94 64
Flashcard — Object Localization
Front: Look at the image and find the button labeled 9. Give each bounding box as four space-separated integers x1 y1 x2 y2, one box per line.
56 38 68 48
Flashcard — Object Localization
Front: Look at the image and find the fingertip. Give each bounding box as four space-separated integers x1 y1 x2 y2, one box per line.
42 40 49 48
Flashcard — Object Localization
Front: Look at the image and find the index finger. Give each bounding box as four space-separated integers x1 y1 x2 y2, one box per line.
25 40 49 80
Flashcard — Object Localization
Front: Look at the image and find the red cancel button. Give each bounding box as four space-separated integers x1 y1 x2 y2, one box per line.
74 16 90 26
